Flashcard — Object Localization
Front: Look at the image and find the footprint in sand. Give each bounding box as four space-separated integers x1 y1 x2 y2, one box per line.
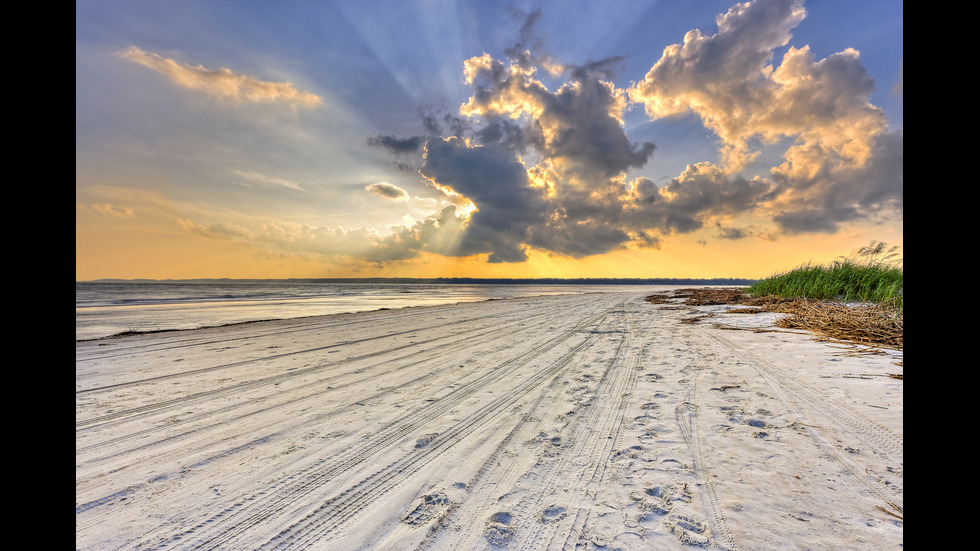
528 431 562 456
612 445 656 464
541 505 567 524
665 514 711 546
630 414 656 428
745 418 776 439
402 492 450 526
637 428 658 443
633 487 673 520
660 458 690 472
484 511 515 546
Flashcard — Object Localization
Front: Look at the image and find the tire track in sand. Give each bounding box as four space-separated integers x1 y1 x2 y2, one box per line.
697 326 903 511
508 304 642 551
76 300 547 406
247 302 627 551
675 348 738 551
76 299 582 458
125 298 629 550
420 300 646 551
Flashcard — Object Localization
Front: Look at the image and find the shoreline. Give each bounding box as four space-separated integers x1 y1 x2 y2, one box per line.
76 294 572 343
77 283 678 342
76 291 902 549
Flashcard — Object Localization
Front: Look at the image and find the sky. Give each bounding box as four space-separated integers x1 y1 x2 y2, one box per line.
76 0 902 280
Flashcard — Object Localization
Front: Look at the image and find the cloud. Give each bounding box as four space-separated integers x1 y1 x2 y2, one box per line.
715 222 752 240
233 169 305 192
631 0 902 232
365 182 409 200
459 51 654 181
440 0 898 258
366 135 424 154
566 55 629 82
173 0 901 266
118 46 322 107
178 205 470 267
632 0 806 170
421 137 548 262
91 202 135 219
503 7 551 71
175 218 243 239
768 129 904 233
650 163 771 233
378 0 898 262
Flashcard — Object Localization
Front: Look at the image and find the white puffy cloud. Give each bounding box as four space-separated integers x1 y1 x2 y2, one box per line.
632 0 902 233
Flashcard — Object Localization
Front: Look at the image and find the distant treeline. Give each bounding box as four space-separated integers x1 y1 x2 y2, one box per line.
339 278 758 285
87 277 756 285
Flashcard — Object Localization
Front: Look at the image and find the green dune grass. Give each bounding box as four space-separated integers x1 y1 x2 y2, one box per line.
746 241 903 310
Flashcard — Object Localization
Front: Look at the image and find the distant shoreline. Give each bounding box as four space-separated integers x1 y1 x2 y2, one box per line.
78 277 759 285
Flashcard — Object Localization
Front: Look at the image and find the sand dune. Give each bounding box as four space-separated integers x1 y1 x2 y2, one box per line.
75 291 903 550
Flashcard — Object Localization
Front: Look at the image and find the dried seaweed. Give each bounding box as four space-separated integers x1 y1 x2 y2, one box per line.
772 299 903 349
645 288 903 349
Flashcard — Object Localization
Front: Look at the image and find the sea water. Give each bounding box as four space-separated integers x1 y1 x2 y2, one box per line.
75 280 662 341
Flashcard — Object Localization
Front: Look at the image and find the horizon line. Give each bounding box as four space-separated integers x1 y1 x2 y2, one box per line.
78 276 760 284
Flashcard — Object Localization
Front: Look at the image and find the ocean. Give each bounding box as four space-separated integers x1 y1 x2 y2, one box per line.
75 280 668 341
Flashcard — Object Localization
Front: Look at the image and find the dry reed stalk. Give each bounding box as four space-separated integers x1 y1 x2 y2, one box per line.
645 289 903 349
772 299 903 349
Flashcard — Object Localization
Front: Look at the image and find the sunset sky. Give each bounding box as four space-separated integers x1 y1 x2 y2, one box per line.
76 0 902 280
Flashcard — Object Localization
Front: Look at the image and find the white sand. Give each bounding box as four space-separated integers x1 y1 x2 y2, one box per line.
75 291 903 550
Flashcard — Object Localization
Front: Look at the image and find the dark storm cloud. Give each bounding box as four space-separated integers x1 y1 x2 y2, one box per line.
715 223 751 240
504 7 547 70
474 118 540 153
421 138 545 222
417 104 472 139
539 77 655 179
528 220 632 259
460 51 655 182
567 55 628 82
366 134 423 154
421 137 547 261
657 165 768 230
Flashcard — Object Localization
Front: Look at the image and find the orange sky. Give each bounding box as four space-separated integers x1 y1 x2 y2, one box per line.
76 188 901 279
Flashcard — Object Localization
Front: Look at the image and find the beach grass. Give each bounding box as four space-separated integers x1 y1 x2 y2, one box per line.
647 242 904 348
745 241 903 310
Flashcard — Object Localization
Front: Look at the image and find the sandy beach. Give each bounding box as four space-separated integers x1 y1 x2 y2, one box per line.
75 290 903 550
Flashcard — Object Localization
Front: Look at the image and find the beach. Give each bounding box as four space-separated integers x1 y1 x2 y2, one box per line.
75 290 903 550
